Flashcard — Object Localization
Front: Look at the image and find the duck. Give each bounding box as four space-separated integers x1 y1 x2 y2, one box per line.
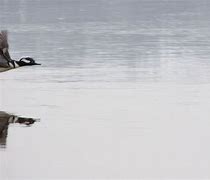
0 30 41 72
0 111 38 147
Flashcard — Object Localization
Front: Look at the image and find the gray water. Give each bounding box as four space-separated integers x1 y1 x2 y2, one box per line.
0 0 210 179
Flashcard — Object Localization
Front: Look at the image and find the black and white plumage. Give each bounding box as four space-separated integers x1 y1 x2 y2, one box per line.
0 30 41 72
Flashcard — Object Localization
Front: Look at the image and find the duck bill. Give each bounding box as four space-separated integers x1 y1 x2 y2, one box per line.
34 63 41 65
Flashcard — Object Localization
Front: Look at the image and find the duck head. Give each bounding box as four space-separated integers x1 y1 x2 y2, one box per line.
17 57 41 66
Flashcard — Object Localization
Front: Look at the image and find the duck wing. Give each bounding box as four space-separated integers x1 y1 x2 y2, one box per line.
0 30 11 67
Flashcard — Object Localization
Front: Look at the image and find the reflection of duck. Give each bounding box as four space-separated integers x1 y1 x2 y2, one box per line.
0 30 41 72
0 111 38 148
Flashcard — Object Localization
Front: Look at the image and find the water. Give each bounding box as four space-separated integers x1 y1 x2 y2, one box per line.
0 0 210 179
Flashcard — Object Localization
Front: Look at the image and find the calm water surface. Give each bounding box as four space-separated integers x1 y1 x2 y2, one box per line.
0 0 210 179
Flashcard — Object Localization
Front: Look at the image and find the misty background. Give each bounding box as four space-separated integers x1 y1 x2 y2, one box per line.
0 0 210 179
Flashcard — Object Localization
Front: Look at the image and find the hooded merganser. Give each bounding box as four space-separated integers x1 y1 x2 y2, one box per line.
0 30 41 72
0 111 38 148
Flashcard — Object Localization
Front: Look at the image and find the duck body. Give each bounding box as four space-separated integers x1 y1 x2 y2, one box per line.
0 67 12 72
0 55 19 72
0 30 40 72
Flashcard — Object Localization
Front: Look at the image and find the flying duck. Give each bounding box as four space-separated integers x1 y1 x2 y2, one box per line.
0 30 41 72
0 111 38 147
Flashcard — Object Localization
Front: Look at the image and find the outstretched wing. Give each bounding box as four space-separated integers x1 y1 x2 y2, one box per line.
0 30 11 67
